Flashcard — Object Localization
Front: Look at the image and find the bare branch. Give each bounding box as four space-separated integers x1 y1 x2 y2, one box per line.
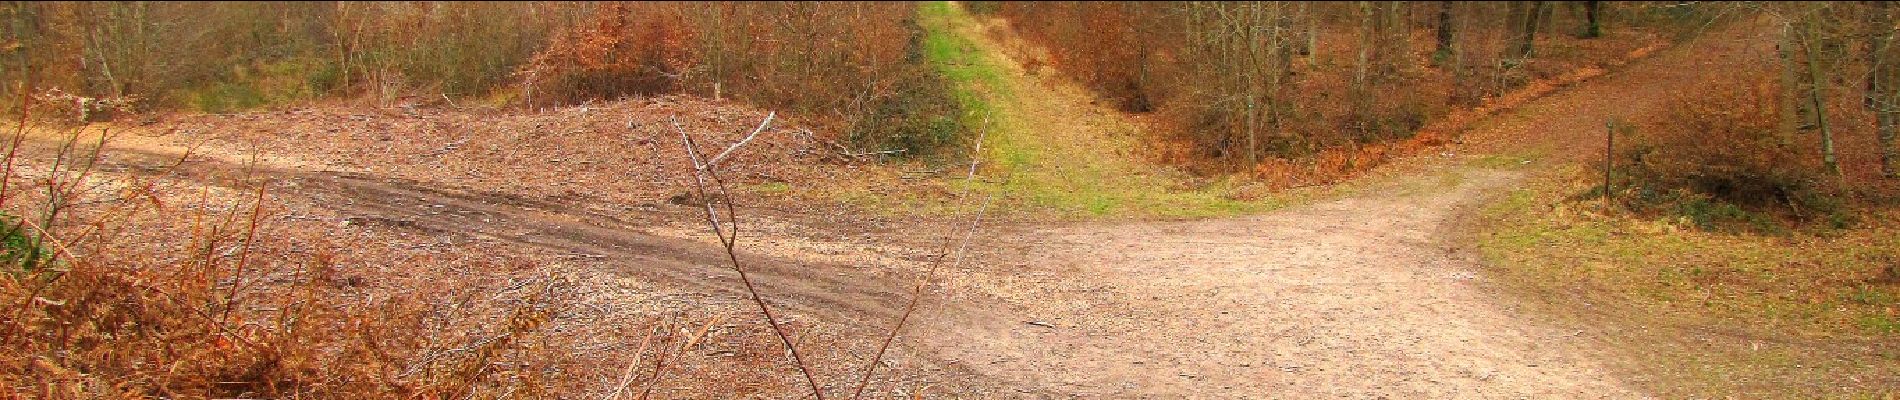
670 114 826 400
605 323 662 400
708 111 776 168
635 323 676 400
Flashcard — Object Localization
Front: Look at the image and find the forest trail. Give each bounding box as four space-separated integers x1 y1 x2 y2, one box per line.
20 3 1770 398
893 3 1772 398
917 2 1275 217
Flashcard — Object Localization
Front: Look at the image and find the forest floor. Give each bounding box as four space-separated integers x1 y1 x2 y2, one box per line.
10 2 1894 399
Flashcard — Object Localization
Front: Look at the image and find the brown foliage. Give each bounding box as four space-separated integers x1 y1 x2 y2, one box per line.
0 130 574 398
994 1 1666 176
1002 3 1157 113
517 3 697 102
518 2 964 154
1615 74 1842 226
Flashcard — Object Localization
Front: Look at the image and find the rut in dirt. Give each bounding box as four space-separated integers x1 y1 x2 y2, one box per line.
85 145 924 327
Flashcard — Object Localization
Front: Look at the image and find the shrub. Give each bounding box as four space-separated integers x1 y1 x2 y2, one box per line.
3 3 966 157
0 133 571 398
1614 76 1844 230
519 2 966 157
845 72 963 156
514 3 696 103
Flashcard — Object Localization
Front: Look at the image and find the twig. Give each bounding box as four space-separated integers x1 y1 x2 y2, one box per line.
634 325 675 400
605 323 662 400
968 114 990 179
13 215 81 266
680 313 726 350
671 114 826 400
222 177 270 324
2 56 33 208
707 111 776 168
1603 119 1614 213
398 331 513 379
7 128 109 316
842 149 907 158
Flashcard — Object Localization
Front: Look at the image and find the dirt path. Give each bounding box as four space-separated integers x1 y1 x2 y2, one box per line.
23 6 1769 397
886 6 1773 399
911 166 1639 398
30 141 1006 394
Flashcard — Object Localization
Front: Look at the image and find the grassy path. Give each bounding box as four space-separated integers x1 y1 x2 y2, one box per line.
916 1 1291 218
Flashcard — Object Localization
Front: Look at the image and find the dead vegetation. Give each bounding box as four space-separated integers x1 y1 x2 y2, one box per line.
0 95 926 398
0 89 1009 397
981 1 1675 182
0 114 582 397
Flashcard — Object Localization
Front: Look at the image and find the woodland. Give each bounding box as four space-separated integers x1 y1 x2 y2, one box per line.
1 1 1895 399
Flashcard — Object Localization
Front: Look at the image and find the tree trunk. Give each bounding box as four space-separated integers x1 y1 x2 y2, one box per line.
1798 15 1840 176
1354 1 1374 137
1516 1 1543 58
11 1 29 104
1881 109 1898 178
1537 0 1555 36
1450 1 1471 105
1378 1 1406 77
1304 3 1317 66
1870 1 1899 178
1273 5 1294 138
1434 1 1454 66
1780 21 1806 135
1245 2 1260 163
1583 0 1601 38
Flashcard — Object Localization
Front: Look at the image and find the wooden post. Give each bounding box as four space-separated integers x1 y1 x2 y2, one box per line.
1604 119 1614 212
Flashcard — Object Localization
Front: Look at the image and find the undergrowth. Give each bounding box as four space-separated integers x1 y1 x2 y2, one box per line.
1601 76 1861 234
0 125 574 398
7 3 971 160
901 1 1302 219
511 2 970 157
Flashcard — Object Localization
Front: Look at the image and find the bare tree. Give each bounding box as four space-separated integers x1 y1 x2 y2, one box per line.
1868 1 1900 178
1179 1 1295 163
1515 1 1546 58
1789 3 1841 176
1434 1 1457 66
1583 0 1602 38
